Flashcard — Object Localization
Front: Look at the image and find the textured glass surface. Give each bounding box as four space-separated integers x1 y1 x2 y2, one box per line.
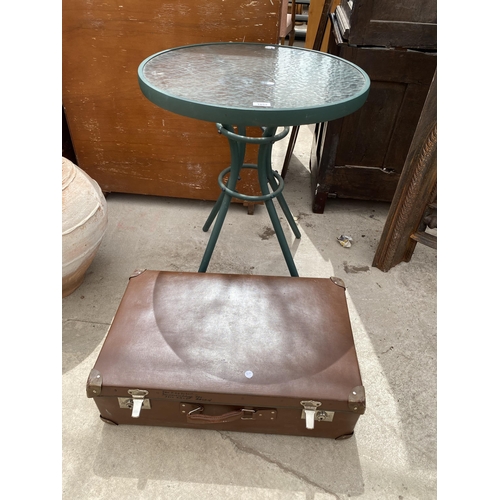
143 44 367 110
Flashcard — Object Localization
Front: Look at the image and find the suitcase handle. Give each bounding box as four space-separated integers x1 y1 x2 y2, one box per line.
186 405 276 424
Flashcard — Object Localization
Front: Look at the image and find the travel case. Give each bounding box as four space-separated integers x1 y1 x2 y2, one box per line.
87 270 365 439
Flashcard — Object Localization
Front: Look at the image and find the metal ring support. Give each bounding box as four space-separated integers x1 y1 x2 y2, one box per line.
216 123 290 144
218 164 285 202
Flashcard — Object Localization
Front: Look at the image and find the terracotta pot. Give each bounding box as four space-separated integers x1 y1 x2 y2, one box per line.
62 157 108 297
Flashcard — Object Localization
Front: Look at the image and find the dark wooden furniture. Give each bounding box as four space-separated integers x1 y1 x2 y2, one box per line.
337 0 437 50
308 0 437 213
372 71 436 272
62 0 284 202
304 0 339 51
279 0 297 45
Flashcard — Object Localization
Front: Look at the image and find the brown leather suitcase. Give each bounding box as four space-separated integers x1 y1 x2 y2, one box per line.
87 270 365 439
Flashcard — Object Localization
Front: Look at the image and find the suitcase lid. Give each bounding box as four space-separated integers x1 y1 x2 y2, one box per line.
88 270 364 413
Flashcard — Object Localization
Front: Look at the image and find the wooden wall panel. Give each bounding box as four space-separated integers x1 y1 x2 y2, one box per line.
62 0 282 200
334 44 436 174
335 82 406 167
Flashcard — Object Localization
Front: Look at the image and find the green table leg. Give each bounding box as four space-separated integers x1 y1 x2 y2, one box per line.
257 127 299 277
199 125 246 272
264 138 301 239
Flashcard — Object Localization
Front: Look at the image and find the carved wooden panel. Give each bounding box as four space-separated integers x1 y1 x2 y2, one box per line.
372 71 437 271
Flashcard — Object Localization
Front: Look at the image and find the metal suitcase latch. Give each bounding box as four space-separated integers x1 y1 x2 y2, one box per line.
118 389 150 418
300 400 334 430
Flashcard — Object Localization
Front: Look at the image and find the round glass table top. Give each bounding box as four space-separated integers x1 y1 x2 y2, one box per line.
138 42 370 127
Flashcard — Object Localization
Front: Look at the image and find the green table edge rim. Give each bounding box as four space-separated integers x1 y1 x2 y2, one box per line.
137 42 371 127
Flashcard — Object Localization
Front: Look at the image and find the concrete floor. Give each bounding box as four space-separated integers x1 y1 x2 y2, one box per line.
62 125 437 499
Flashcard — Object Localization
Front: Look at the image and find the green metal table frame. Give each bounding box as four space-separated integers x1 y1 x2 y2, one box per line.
138 43 370 276
200 123 300 276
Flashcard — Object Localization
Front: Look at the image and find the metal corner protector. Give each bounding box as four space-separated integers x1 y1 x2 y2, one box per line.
129 269 147 279
330 277 346 289
86 368 103 398
348 385 366 414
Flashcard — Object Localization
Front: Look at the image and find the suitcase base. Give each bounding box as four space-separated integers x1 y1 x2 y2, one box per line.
93 395 360 440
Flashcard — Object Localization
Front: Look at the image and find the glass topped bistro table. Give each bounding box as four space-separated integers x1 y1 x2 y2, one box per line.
138 43 370 277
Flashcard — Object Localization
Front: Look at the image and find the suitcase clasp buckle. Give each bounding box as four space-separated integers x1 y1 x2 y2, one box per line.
300 400 322 430
240 409 256 420
117 389 150 418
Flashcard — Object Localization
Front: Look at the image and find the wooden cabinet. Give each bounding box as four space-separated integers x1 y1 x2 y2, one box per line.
309 0 436 213
337 0 436 49
62 1 283 201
